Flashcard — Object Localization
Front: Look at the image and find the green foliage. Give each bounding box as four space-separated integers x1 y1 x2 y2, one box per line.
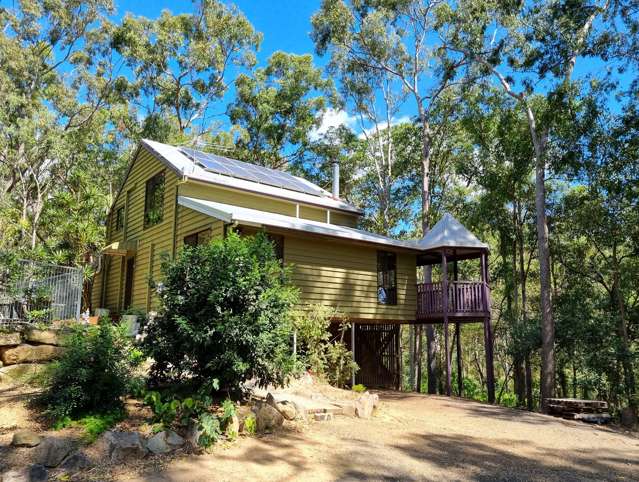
293 304 358 388
243 414 256 435
53 410 125 443
37 320 140 420
352 384 367 393
142 232 298 393
143 380 237 448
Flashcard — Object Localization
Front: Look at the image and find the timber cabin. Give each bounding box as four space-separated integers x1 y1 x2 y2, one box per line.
92 139 495 401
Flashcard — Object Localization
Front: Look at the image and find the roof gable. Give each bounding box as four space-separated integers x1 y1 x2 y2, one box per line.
418 213 488 251
141 139 362 215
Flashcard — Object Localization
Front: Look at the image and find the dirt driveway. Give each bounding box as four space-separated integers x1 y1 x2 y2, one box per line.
128 392 639 482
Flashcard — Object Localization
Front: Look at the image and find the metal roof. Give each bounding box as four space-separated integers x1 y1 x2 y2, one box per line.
178 196 421 251
142 139 362 215
417 213 488 251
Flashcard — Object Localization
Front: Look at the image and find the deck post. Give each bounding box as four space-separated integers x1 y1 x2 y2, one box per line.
481 251 495 403
453 254 462 396
442 250 452 396
351 322 356 387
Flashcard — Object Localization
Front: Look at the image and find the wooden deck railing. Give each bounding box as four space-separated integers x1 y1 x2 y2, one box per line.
416 281 490 320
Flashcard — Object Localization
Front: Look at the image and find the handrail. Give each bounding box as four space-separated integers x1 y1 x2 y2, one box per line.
416 281 489 317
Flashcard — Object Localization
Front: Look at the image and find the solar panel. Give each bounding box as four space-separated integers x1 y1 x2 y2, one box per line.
179 147 325 197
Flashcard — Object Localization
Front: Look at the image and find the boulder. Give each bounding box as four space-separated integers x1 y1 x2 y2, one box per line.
1 465 47 482
23 328 66 346
11 430 42 447
266 392 277 408
354 392 377 419
333 400 357 417
255 403 284 432
185 420 203 448
225 414 240 439
0 332 21 347
275 401 297 421
34 436 74 467
146 432 172 455
0 344 63 365
0 364 47 384
620 407 638 429
166 430 185 448
104 431 147 462
59 451 91 472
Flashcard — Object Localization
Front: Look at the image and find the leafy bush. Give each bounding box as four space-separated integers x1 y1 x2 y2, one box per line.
53 410 125 442
144 379 237 447
142 232 298 393
352 384 367 393
37 320 140 420
293 304 358 388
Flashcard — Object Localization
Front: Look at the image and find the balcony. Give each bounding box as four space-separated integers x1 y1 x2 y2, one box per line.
416 281 490 321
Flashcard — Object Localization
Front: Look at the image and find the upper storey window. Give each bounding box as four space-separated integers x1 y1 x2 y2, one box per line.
144 172 165 228
377 251 397 305
115 206 125 232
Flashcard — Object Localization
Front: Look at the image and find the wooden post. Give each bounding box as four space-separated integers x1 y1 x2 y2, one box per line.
442 250 451 396
481 251 495 403
351 322 356 387
453 254 462 397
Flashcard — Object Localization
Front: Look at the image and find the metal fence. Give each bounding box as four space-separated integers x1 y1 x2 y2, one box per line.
0 259 83 324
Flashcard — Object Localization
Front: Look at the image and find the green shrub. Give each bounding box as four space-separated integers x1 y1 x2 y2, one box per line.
142 232 298 393
53 410 125 443
36 320 139 420
143 380 237 447
352 384 367 393
293 304 358 388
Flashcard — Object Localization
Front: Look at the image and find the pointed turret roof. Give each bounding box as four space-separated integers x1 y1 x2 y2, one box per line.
418 213 488 251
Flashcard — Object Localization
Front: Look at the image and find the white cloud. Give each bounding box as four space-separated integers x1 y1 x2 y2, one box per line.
310 108 358 140
358 115 412 139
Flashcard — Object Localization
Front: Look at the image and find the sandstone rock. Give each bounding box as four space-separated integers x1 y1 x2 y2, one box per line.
1 464 47 482
354 392 376 419
620 407 637 429
225 414 240 439
24 328 66 346
166 430 185 448
255 403 284 432
34 436 74 467
104 431 147 462
59 451 91 472
185 420 203 448
0 344 63 365
0 332 21 347
333 401 357 417
0 364 46 384
266 392 277 408
11 430 41 447
146 432 171 455
275 401 297 421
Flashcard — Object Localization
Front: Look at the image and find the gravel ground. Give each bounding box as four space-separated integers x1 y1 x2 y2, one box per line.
127 391 639 482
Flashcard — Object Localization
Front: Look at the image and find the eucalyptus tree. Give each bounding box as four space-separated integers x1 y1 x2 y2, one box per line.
110 0 261 143
444 0 622 410
312 0 472 393
0 0 116 250
227 52 333 170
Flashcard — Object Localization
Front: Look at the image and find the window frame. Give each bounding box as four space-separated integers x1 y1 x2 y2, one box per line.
144 171 166 228
183 228 212 248
114 206 125 232
377 250 397 305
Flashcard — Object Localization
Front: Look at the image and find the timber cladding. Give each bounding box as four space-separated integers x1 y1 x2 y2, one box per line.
284 235 417 321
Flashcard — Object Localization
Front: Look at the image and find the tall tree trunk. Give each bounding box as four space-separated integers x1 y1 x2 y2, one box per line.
526 108 554 413
517 203 534 411
611 246 636 409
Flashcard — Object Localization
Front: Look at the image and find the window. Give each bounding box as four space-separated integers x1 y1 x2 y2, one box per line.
377 251 397 305
115 206 125 232
184 229 211 247
144 172 165 227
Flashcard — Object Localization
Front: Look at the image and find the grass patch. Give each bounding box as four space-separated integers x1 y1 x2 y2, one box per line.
53 410 125 443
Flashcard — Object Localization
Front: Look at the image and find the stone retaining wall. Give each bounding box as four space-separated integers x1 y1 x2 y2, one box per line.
0 326 69 383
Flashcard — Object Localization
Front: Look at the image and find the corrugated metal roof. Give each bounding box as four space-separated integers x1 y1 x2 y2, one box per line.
178 196 421 251
142 139 362 215
418 213 488 251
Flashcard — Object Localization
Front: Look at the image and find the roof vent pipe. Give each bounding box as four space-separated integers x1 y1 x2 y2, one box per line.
332 160 340 199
